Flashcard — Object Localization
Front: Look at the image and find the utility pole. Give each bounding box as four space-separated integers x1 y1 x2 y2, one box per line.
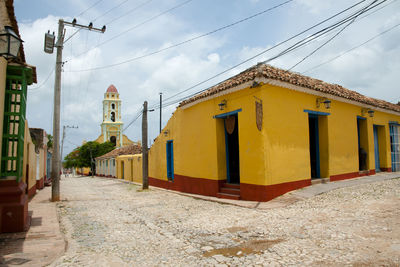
48 19 105 202
159 93 162 133
60 125 78 175
51 20 64 202
142 101 149 189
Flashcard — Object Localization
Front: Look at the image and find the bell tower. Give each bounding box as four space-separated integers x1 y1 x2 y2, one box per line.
101 84 123 147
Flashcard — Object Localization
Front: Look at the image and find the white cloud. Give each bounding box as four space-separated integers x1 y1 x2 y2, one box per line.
17 0 400 158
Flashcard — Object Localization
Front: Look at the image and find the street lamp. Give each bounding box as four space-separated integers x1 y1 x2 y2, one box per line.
0 26 23 59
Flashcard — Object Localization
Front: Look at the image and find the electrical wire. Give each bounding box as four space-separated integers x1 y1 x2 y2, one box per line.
28 68 54 91
63 28 83 44
151 0 387 110
83 33 104 101
105 0 154 25
64 0 133 44
76 0 104 18
152 0 372 109
288 0 378 70
67 0 294 72
71 0 194 60
93 0 131 22
303 22 400 74
260 0 387 65
123 108 143 132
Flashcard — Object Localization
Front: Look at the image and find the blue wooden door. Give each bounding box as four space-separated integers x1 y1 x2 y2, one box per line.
373 125 380 172
166 140 174 180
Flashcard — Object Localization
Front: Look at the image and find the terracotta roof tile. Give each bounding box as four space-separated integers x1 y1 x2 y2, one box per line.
95 144 141 160
106 84 118 93
180 64 400 113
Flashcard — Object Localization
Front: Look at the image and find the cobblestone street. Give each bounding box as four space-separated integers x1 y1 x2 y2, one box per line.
51 176 400 266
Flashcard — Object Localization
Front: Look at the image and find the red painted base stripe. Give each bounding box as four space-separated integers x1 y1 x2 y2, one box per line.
149 175 311 202
240 179 311 202
329 168 393 181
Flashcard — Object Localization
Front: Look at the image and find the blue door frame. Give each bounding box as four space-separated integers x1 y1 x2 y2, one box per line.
166 140 174 180
373 125 380 172
214 109 242 184
309 114 320 178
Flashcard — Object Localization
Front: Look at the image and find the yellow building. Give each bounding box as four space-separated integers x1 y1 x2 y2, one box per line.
148 63 400 202
95 144 141 178
95 84 134 148
116 154 142 184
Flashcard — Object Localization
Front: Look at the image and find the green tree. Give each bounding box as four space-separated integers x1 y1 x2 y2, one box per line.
47 134 53 149
63 148 81 168
63 141 115 172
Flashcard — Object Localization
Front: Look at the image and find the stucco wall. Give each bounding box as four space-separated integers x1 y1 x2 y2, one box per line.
22 122 37 193
116 154 142 183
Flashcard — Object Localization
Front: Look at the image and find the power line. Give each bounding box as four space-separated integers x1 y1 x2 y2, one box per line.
64 0 132 44
93 0 131 22
105 0 154 25
67 0 294 72
153 0 389 111
63 0 149 50
123 0 393 132
259 0 387 65
123 108 143 132
71 0 194 61
153 0 373 109
76 0 104 18
28 68 54 91
303 22 400 74
288 0 378 70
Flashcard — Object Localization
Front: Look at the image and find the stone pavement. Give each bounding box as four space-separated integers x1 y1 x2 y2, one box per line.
53 174 400 266
0 185 65 267
0 172 398 266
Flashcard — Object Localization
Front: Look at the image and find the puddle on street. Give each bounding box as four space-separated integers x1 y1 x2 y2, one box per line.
203 239 283 257
226 226 248 233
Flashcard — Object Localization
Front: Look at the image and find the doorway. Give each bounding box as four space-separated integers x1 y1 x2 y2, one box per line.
308 114 320 179
373 125 381 172
121 161 124 179
225 114 240 184
357 118 368 171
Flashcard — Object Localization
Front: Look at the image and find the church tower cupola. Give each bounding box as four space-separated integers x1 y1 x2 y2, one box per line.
101 85 123 147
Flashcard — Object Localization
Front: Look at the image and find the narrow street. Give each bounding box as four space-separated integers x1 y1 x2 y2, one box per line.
49 176 400 266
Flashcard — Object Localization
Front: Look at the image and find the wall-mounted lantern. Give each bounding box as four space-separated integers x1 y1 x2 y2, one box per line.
0 26 23 59
316 97 331 109
218 99 227 110
163 129 169 137
368 110 375 117
361 108 375 117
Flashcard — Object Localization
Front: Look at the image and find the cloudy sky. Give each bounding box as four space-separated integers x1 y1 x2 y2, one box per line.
14 0 400 158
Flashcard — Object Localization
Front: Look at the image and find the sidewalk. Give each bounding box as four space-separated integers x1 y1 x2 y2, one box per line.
0 186 65 267
166 171 400 209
